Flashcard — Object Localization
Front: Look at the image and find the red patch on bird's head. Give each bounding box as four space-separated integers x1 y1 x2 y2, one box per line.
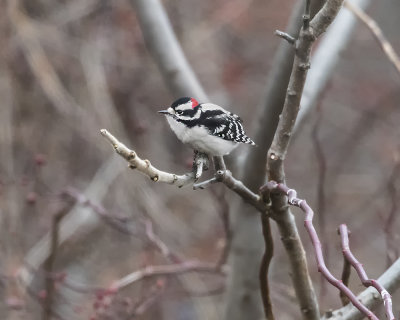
190 98 199 109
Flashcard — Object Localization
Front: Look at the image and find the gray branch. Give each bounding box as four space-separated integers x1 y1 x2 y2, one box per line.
130 0 207 100
266 0 344 319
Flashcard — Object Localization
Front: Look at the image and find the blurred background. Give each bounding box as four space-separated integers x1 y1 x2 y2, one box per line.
1 0 400 319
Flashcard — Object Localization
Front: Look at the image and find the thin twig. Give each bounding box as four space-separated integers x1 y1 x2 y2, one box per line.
42 205 70 320
260 182 380 320
344 0 400 76
259 211 275 320
339 224 395 320
311 100 329 298
340 252 351 305
383 155 400 267
113 261 226 290
274 30 296 45
321 258 400 320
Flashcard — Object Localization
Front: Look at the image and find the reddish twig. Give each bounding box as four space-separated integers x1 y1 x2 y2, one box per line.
339 224 395 320
260 181 380 320
61 188 134 235
311 99 329 298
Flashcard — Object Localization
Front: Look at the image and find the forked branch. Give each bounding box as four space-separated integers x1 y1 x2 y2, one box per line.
339 224 395 320
260 181 381 320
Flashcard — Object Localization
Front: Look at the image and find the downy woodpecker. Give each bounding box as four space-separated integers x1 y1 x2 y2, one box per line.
159 97 255 156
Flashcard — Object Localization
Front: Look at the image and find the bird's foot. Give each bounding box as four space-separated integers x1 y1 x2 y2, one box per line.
192 151 209 181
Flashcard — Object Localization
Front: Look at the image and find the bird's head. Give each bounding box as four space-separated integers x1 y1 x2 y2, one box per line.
158 97 200 120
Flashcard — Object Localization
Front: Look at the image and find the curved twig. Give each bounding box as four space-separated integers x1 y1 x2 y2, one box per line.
339 224 395 320
260 182 380 320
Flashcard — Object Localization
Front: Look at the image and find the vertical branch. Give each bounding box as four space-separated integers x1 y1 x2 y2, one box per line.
311 101 328 296
383 156 400 267
266 1 344 319
259 211 275 320
340 253 351 305
42 205 70 320
224 1 325 318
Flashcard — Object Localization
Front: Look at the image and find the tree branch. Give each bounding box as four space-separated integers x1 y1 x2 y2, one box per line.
260 182 380 320
100 129 196 187
266 1 344 319
100 129 266 212
113 260 226 291
339 224 395 320
344 0 400 77
321 258 400 320
42 206 70 320
129 0 207 100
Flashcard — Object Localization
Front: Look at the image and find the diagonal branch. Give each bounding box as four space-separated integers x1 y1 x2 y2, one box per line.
129 0 207 100
100 129 196 187
344 0 400 77
339 224 395 320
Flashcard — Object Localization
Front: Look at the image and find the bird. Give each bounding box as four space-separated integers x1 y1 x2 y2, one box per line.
158 97 255 156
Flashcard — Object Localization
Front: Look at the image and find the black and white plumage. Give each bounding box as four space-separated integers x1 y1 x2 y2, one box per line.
158 97 255 156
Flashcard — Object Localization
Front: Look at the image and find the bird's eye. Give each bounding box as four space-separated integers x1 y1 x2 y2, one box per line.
176 110 183 115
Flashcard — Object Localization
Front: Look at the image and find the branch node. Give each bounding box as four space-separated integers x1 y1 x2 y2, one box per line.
128 152 136 160
151 175 159 182
299 62 311 71
129 164 137 170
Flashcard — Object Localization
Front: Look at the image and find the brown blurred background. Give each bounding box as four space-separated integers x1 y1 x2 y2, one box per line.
1 0 400 319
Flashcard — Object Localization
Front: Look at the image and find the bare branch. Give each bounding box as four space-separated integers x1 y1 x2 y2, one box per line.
296 0 371 131
274 30 296 45
259 212 275 320
339 224 395 320
225 2 325 318
113 260 226 291
321 258 400 320
260 182 380 320
344 0 400 76
42 205 71 320
266 1 344 319
101 129 266 212
311 0 345 38
129 0 207 100
340 251 351 306
100 129 196 187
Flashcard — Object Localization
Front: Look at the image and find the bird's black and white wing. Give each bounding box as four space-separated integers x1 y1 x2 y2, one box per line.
200 109 255 145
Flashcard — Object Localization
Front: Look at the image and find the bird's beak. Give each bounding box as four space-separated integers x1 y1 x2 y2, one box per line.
158 109 170 115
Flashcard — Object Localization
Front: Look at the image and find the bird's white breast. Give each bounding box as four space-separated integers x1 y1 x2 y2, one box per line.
166 117 237 156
